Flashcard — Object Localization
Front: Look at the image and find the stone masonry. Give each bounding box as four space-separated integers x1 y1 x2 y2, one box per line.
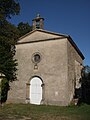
7 29 84 106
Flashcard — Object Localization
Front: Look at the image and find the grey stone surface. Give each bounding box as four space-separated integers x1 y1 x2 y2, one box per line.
7 29 84 106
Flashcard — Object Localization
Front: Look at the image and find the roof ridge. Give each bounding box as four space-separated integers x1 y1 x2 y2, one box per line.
18 29 69 41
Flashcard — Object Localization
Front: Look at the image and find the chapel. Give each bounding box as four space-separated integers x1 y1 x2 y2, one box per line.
7 14 84 106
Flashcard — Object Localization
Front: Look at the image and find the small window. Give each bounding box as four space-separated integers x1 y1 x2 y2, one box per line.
32 53 41 64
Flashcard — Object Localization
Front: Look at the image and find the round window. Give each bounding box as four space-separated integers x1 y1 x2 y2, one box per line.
32 53 41 63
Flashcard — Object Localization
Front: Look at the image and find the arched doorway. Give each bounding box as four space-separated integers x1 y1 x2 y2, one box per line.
30 77 43 105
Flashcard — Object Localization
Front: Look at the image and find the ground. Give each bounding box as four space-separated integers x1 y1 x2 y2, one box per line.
0 104 90 120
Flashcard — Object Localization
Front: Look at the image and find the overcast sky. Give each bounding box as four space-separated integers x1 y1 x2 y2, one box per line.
9 0 90 66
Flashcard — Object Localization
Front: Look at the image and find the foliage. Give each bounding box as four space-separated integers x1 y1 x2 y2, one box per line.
17 22 32 37
0 21 19 81
0 0 20 23
81 65 90 104
0 0 20 103
0 20 19 44
0 78 9 103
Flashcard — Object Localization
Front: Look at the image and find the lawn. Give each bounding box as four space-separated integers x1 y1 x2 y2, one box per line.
0 104 90 120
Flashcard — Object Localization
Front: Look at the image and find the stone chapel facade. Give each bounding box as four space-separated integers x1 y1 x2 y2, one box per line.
7 15 84 106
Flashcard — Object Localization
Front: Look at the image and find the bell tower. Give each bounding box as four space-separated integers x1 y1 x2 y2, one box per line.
32 14 44 30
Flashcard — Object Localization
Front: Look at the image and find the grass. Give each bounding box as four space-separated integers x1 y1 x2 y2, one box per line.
0 103 90 120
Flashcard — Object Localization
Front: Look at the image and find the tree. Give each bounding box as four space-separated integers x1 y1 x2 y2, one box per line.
81 65 90 104
0 0 20 23
0 21 19 81
0 0 20 104
17 22 32 37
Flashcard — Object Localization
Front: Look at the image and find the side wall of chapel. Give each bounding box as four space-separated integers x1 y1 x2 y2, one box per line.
67 40 83 102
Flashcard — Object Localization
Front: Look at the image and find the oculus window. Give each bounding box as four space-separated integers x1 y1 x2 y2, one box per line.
32 53 41 64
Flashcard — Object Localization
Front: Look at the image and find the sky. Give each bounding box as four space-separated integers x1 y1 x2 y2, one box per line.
9 0 90 66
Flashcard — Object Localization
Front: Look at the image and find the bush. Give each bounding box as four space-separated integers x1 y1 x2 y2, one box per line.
1 78 9 104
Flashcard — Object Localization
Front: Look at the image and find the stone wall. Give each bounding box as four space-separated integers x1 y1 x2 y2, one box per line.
7 38 69 106
67 40 83 102
7 30 84 106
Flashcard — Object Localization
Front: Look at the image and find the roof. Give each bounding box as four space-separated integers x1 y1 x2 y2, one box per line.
17 29 85 60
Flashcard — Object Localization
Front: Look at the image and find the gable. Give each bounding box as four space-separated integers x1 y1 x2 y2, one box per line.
17 29 84 60
17 29 66 44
